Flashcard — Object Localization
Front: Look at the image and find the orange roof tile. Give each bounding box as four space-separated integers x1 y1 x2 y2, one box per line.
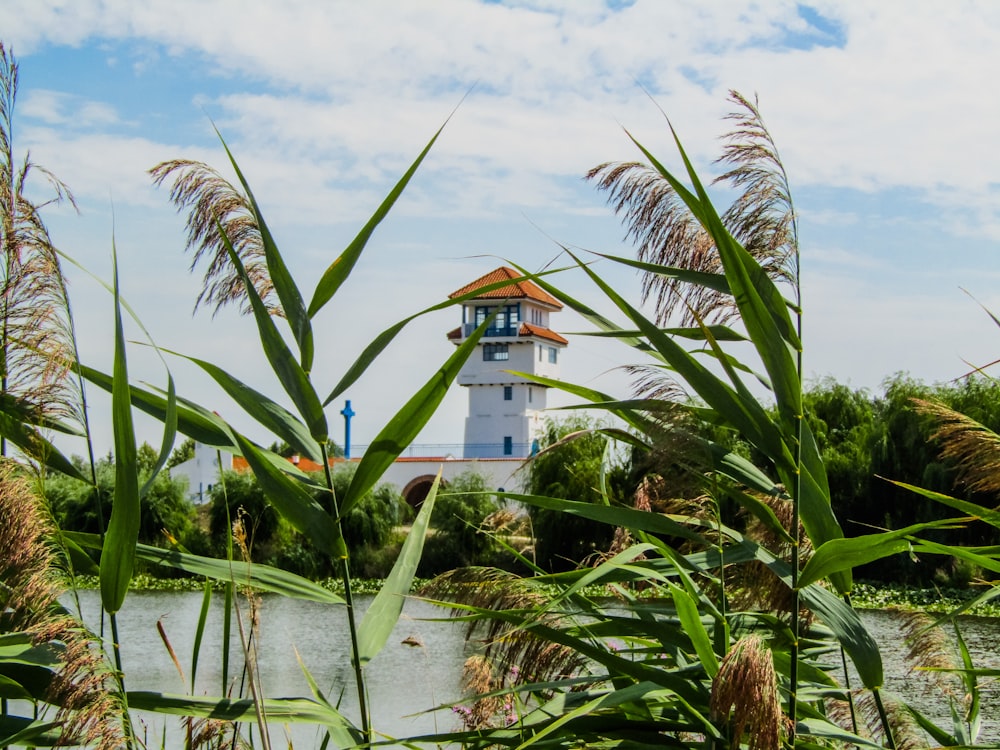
449 267 562 309
519 322 568 345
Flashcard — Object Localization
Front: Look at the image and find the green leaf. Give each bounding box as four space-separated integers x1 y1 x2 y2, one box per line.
101 246 140 615
68 532 344 604
78 362 237 449
139 373 177 499
339 315 490 517
0 718 63 747
800 581 883 689
566 249 796 473
799 519 961 589
231 432 346 558
0 403 87 481
594 251 733 295
668 583 719 677
576 324 748 342
357 470 440 665
160 347 322 461
190 578 212 692
888 479 1000 529
717 485 794 544
308 117 450 318
503 492 706 545
126 692 354 726
218 221 327 440
216 133 315 372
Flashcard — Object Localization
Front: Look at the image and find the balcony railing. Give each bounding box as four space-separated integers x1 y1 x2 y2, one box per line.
462 323 519 338
344 442 536 459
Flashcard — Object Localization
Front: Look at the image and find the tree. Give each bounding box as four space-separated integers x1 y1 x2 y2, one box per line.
46 453 194 549
527 416 623 571
0 42 79 455
166 437 196 469
419 469 501 576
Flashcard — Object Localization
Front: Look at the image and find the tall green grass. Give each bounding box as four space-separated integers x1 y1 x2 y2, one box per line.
0 80 996 749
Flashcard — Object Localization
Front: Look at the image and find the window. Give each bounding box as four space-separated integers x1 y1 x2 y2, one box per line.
503 436 513 455
538 345 543 361
548 346 558 364
528 387 533 404
475 304 520 336
483 343 509 361
503 385 512 401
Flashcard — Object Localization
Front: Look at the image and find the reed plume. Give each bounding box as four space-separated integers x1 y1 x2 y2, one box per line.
709 635 785 750
587 90 797 327
914 397 1000 499
149 159 279 317
0 461 126 748
0 42 81 437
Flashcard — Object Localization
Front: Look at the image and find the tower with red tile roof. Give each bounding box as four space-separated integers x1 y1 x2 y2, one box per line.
447 267 567 458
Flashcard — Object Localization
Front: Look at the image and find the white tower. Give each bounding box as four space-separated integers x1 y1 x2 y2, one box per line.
447 267 567 458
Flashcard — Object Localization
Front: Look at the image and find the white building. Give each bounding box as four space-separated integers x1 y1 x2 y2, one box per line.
446 266 567 459
171 441 233 504
172 267 568 506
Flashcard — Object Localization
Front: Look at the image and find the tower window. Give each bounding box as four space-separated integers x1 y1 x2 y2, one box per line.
528 387 533 403
503 436 513 455
503 385 512 401
484 343 509 361
548 346 558 363
538 345 543 361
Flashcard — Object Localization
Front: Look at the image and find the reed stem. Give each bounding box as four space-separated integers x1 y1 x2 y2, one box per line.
320 443 370 742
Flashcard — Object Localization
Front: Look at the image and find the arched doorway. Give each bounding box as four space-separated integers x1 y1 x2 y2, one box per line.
401 474 447 509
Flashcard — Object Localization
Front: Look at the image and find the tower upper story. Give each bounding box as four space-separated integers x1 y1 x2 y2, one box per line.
446 266 568 387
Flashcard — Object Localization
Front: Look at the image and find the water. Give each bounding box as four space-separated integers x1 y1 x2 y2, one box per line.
67 591 1000 747
74 590 469 746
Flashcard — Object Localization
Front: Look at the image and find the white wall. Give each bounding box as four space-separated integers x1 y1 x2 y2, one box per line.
170 443 233 504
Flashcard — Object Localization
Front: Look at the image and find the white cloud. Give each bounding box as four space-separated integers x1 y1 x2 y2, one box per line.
20 90 115 126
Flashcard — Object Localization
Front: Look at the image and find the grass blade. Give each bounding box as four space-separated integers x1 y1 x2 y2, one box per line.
161 347 322 461
216 132 315 372
218 221 327 440
100 246 140 615
139 373 177 499
232 432 346 558
339 316 490 517
308 117 451 318
190 577 212 693
357 470 440 665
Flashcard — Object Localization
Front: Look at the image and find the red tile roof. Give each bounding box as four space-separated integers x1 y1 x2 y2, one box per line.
519 322 568 345
449 267 562 309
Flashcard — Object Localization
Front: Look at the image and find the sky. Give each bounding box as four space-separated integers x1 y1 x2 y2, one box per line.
5 0 1000 457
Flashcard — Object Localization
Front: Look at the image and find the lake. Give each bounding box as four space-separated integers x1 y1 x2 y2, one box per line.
69 589 999 747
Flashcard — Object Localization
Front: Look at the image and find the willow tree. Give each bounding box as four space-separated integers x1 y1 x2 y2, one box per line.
0 42 79 455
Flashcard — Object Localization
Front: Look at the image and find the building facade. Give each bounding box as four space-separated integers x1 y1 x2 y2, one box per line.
447 267 567 458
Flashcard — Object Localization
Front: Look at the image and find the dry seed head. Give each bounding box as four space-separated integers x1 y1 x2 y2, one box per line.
854 690 927 750
895 608 964 703
0 462 126 748
710 635 784 750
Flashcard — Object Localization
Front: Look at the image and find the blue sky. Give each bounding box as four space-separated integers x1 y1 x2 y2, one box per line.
6 0 1000 454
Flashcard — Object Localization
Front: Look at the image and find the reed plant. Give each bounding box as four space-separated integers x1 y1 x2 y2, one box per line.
416 95 1000 750
0 40 996 747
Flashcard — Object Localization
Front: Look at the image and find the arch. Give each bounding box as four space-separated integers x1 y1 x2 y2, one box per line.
401 474 448 509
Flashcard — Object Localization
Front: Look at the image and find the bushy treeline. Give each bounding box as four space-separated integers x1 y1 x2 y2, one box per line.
528 374 1000 586
803 373 1000 584
43 448 510 579
45 372 999 586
